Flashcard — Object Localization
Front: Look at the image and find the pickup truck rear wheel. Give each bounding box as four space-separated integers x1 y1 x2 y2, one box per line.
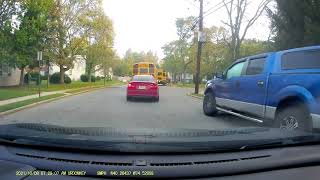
274 104 312 132
203 93 218 116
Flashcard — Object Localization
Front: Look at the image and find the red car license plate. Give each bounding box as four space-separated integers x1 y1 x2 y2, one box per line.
138 86 146 90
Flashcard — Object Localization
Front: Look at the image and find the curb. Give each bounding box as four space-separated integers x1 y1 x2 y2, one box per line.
0 86 120 117
187 93 204 100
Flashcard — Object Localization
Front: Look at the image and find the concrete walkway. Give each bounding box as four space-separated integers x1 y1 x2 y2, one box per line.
0 90 66 106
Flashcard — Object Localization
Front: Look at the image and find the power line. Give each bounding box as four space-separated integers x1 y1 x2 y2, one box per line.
203 0 225 15
176 0 233 52
203 0 233 19
181 0 233 41
181 18 199 40
184 0 199 9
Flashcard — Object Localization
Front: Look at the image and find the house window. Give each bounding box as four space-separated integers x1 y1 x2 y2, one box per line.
0 63 10 76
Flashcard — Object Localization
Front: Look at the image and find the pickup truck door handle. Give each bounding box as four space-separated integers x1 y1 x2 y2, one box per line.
257 81 264 87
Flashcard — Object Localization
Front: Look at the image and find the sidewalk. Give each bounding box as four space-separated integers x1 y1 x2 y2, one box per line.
0 90 66 106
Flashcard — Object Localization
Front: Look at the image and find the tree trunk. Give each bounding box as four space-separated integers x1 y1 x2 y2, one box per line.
104 68 106 86
59 65 65 84
182 72 186 84
19 67 25 86
235 44 241 60
88 73 92 82
87 64 92 82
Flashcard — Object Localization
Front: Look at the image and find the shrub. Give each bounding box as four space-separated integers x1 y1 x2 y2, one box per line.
24 72 42 85
80 74 88 82
64 76 72 84
24 74 29 84
41 74 48 80
49 72 72 84
80 74 96 82
107 75 112 81
91 75 96 82
96 76 101 81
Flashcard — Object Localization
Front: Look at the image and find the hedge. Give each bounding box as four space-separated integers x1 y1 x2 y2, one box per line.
49 72 72 84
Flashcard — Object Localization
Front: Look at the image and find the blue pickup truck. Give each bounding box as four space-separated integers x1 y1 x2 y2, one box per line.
203 46 320 131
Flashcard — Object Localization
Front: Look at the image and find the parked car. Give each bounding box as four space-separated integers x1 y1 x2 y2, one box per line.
203 46 320 132
127 75 159 101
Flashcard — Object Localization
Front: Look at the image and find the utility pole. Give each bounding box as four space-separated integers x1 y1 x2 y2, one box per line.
47 60 50 88
195 0 203 94
37 51 43 98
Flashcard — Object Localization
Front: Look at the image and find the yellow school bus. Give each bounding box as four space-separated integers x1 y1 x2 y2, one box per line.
157 69 168 85
133 62 158 80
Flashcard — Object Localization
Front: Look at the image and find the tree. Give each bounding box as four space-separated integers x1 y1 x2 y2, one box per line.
240 39 271 57
116 49 159 77
162 41 183 82
113 58 131 77
268 0 320 50
0 0 18 65
222 0 271 60
14 0 54 85
192 26 229 80
47 0 102 84
161 17 197 83
81 7 114 82
175 17 196 83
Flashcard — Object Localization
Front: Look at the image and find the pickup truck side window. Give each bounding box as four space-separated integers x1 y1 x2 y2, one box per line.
282 50 320 70
246 58 266 75
226 61 245 79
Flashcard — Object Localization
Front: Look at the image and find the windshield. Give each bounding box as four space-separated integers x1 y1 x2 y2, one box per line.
0 0 320 154
132 75 154 82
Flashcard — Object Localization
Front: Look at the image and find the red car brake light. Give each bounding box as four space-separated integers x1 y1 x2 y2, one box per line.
150 82 158 89
128 83 135 88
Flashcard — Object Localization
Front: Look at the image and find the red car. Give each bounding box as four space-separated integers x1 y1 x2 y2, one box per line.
127 75 159 101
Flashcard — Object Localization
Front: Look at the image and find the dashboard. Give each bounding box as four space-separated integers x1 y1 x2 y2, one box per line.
1 143 320 179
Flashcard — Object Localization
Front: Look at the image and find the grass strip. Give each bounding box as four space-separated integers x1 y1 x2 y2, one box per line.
0 93 65 113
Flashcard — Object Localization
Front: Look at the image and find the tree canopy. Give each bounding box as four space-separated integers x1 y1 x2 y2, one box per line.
268 0 320 50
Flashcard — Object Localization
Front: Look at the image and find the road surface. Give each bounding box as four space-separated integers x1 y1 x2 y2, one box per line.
0 86 260 130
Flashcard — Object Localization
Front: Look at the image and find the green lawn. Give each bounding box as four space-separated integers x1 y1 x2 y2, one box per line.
0 80 125 101
0 88 37 101
0 93 65 113
42 81 104 92
36 80 123 92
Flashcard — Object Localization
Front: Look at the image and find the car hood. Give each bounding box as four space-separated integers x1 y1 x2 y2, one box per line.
0 123 316 153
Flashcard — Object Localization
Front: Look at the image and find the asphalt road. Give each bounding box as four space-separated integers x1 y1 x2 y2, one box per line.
0 86 260 129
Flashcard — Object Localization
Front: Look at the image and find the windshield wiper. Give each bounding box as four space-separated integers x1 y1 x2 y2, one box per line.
0 134 319 153
0 123 318 153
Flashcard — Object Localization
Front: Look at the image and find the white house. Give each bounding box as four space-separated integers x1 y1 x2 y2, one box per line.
50 55 86 81
173 73 194 83
94 66 113 79
0 63 22 87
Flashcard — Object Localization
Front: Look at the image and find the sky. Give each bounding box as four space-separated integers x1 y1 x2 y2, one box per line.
103 0 271 59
